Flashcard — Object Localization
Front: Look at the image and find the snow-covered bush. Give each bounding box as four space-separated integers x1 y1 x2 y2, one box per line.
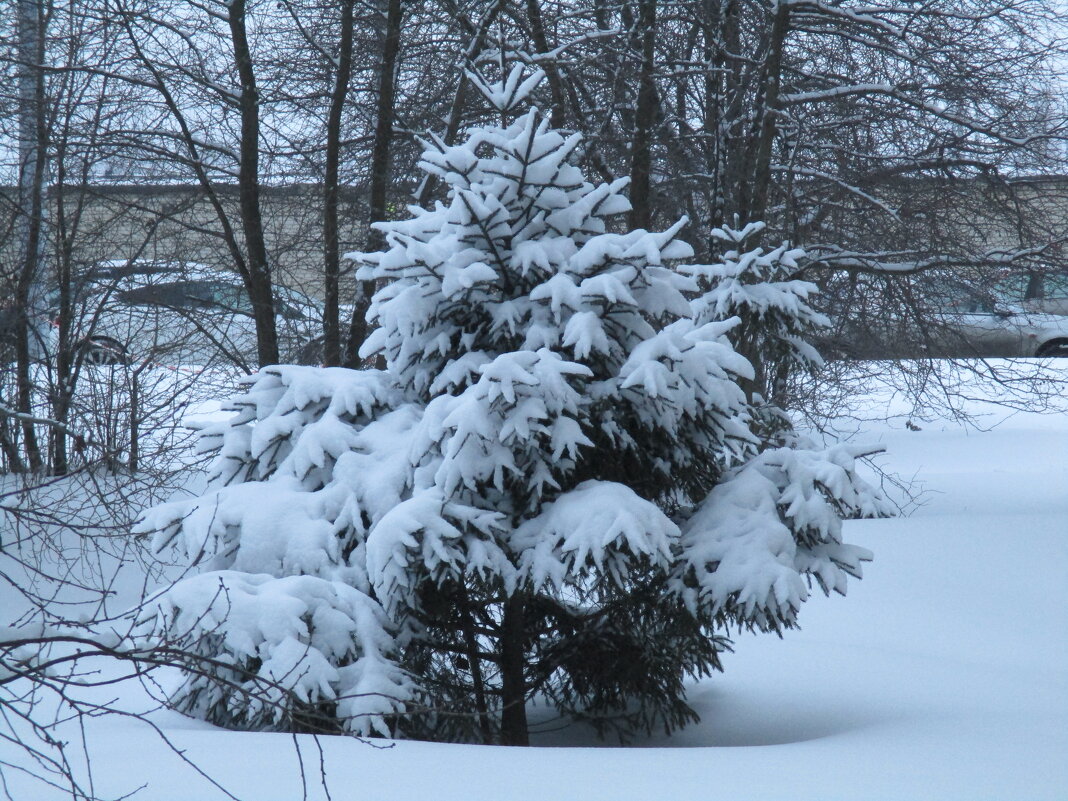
136 66 891 744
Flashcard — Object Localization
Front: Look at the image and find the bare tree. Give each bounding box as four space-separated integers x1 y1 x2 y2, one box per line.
344 0 405 367
322 0 357 367
11 0 47 472
100 0 281 366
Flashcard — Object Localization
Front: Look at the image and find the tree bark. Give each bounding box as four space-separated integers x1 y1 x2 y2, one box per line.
415 1 503 207
498 593 529 746
627 0 658 231
228 0 279 367
0 418 25 473
523 0 567 129
702 0 734 236
458 585 493 744
322 0 356 367
128 368 140 473
344 0 403 368
51 156 72 476
48 56 100 475
737 1 788 230
115 12 258 368
14 0 46 472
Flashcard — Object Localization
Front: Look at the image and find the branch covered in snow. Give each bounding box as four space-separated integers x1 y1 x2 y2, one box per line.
672 445 892 631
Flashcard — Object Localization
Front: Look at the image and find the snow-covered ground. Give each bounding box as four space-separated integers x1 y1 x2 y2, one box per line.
3 362 1066 801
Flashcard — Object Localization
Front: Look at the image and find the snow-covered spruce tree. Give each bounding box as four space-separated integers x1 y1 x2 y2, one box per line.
134 66 891 745
683 221 830 442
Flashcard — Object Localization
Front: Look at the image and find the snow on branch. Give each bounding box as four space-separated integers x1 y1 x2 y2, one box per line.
136 572 412 736
466 63 546 115
671 445 892 631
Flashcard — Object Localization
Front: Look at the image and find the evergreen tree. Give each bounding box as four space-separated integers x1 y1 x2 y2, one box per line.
136 66 891 745
684 220 830 440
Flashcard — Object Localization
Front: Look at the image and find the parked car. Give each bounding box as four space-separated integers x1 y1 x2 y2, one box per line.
35 261 322 368
929 284 1068 357
818 271 1068 359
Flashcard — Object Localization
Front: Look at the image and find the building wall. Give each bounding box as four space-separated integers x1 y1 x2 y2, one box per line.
2 184 370 301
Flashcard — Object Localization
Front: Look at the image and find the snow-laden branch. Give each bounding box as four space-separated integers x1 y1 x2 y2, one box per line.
525 28 621 64
0 406 98 451
804 240 1068 274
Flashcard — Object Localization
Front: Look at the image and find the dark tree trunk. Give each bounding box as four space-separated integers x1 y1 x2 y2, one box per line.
702 0 732 236
51 170 72 476
0 419 24 473
228 0 279 367
128 367 140 473
322 0 356 367
627 0 658 231
718 0 745 233
344 0 403 368
48 59 98 476
458 585 493 744
737 1 787 230
14 0 46 472
523 0 567 129
118 8 267 372
498 593 529 746
747 1 787 228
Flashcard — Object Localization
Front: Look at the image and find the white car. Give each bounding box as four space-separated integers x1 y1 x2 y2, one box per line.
934 292 1068 357
51 261 321 369
820 273 1068 359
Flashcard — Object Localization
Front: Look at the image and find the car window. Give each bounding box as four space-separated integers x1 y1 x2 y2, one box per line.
993 270 1068 302
992 273 1031 302
1046 273 1068 299
951 296 996 314
275 299 304 321
926 282 997 314
118 281 214 309
208 282 254 316
118 283 181 308
201 281 308 320
117 276 313 321
206 282 304 320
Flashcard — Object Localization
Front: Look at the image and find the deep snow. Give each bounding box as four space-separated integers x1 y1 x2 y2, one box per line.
2 362 1066 801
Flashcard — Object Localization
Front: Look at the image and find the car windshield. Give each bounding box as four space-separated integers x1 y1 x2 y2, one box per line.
118 281 215 309
920 281 999 314
208 282 255 315
118 279 309 321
